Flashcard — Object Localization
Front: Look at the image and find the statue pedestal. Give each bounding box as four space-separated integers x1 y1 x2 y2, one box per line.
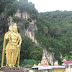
0 66 24 72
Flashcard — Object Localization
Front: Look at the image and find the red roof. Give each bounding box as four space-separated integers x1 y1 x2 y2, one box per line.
64 61 72 64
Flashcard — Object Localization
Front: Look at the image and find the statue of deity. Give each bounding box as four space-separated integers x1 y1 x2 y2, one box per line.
1 23 22 68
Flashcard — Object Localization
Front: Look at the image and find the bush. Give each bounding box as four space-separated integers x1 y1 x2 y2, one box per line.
13 16 23 23
21 59 36 68
27 18 32 22
23 20 29 29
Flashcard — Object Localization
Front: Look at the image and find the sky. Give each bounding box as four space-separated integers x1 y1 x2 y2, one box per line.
28 0 72 12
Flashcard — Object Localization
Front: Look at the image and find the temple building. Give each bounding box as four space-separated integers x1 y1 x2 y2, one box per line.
41 55 48 65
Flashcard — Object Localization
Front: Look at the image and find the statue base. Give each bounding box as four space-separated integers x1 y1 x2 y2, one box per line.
0 66 24 72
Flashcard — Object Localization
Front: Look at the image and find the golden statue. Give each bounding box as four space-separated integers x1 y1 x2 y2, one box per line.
1 23 22 68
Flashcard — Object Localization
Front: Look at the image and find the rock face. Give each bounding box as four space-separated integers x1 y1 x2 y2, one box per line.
14 9 21 18
8 10 54 62
22 11 30 19
14 9 30 19
25 20 38 44
41 54 48 65
8 10 38 44
43 49 54 65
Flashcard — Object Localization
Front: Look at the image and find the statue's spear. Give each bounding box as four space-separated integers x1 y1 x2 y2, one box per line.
17 46 21 68
1 36 6 67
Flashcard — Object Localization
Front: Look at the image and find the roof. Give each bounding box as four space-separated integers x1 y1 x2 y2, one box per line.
38 66 52 70
52 66 65 69
32 65 65 70
32 66 43 69
64 61 72 64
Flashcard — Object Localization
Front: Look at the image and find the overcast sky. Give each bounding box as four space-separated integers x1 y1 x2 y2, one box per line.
28 0 72 12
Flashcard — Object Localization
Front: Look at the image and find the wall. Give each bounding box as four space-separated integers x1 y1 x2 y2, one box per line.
54 68 65 72
65 68 72 72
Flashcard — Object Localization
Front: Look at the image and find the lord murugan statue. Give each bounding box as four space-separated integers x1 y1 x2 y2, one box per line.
1 23 22 68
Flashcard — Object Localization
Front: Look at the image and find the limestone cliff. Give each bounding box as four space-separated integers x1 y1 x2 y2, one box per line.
8 10 55 63
25 20 38 44
14 9 30 19
43 49 54 65
8 10 38 44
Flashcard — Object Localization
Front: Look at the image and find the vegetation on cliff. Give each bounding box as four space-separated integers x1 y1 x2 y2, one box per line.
35 11 72 64
0 0 72 66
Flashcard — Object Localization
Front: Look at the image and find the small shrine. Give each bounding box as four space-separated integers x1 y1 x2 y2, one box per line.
41 55 48 65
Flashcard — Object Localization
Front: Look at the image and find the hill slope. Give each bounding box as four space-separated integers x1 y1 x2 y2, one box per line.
0 0 72 66
35 11 72 64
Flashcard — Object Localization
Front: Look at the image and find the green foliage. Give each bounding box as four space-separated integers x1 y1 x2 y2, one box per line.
13 16 23 23
0 0 5 13
1 0 72 66
27 18 32 22
23 20 29 29
23 59 36 65
35 11 72 64
20 36 33 61
20 36 42 64
0 0 40 67
29 46 43 60
18 0 37 16
13 17 29 29
21 59 36 67
30 14 37 20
